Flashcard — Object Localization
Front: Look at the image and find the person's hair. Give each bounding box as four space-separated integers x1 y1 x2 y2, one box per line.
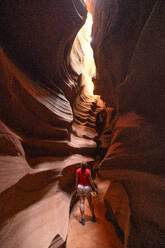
81 162 87 173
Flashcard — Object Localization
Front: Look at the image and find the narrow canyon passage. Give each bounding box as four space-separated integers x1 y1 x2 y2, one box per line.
67 178 130 248
66 2 128 247
0 1 164 248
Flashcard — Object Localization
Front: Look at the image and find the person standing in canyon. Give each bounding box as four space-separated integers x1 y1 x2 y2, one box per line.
75 162 97 225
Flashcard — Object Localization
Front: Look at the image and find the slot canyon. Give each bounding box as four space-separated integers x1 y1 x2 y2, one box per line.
0 0 164 247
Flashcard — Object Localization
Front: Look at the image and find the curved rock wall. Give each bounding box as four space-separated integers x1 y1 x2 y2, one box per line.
0 0 87 100
92 0 165 247
0 0 93 158
0 1 96 248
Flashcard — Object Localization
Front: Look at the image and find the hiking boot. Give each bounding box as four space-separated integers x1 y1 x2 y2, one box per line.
80 218 85 225
91 215 96 222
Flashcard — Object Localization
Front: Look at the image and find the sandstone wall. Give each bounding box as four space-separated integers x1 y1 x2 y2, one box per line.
92 0 165 247
0 1 93 248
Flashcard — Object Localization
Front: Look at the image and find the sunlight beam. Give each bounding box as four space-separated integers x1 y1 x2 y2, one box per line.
77 8 96 96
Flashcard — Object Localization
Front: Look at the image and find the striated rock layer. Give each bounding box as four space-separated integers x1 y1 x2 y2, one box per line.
0 1 96 248
0 0 98 158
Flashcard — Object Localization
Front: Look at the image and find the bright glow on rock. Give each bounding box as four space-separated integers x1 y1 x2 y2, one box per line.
77 12 96 96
